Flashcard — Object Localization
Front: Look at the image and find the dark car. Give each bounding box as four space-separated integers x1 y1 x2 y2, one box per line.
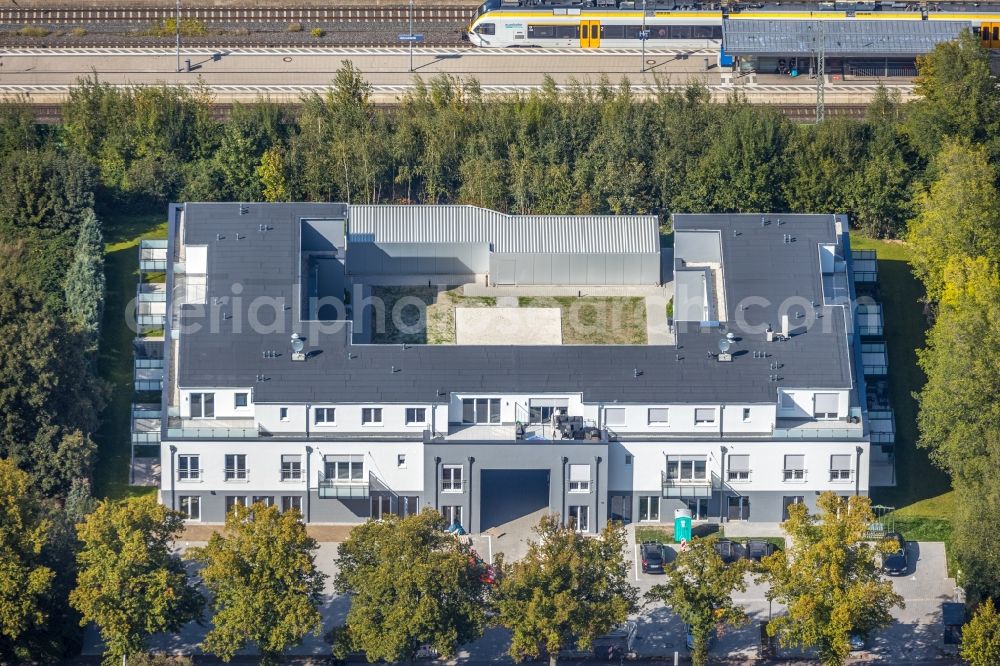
641 541 665 574
745 539 777 562
881 532 908 576
713 538 739 564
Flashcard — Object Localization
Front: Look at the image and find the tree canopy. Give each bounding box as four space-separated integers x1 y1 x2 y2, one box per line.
758 493 903 666
70 496 202 665
962 598 1000 666
645 537 749 666
188 503 326 663
493 514 638 666
334 509 490 663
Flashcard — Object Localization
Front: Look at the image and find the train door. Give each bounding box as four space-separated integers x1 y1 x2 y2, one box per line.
980 22 992 49
579 20 600 48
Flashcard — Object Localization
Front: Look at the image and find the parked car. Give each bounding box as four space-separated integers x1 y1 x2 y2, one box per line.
713 538 739 564
881 532 908 576
641 541 665 574
685 623 716 651
849 633 866 652
745 539 777 562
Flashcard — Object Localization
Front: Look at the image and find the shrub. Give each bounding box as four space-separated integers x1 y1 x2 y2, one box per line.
71 27 87 37
310 27 325 38
17 26 51 37
287 23 302 32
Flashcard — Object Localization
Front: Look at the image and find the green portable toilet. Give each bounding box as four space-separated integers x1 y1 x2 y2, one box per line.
674 508 692 543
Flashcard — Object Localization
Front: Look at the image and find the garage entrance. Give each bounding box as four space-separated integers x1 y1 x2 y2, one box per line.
480 469 550 532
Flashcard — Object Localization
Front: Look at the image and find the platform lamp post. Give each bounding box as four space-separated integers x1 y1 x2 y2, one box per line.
175 0 181 72
640 0 648 73
408 0 414 73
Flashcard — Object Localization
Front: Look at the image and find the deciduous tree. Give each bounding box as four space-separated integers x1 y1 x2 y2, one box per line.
334 509 489 663
188 503 325 663
962 598 1000 666
758 493 903 666
645 537 749 666
493 514 638 666
0 459 55 662
70 496 202 666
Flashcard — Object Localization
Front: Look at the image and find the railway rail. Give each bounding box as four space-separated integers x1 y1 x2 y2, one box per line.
0 5 473 24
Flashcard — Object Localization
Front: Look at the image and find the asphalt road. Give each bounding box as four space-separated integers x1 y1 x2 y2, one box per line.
0 48 916 104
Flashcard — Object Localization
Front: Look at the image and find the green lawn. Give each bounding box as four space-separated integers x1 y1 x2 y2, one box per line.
93 208 167 500
850 236 951 511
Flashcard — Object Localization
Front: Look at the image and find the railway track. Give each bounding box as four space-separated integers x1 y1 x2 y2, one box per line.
0 5 473 24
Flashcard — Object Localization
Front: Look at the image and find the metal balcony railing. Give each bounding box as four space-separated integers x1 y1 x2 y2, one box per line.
317 471 370 499
781 469 808 482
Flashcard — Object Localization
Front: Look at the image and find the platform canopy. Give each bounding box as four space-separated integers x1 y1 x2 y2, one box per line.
722 19 969 56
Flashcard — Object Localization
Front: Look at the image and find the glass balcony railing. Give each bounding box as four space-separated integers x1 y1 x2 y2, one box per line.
165 427 259 439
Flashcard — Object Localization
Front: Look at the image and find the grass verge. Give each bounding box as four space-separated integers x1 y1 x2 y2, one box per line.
94 208 166 500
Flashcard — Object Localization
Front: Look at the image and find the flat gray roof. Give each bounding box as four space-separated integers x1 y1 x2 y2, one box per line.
349 205 660 254
173 204 855 405
723 19 968 55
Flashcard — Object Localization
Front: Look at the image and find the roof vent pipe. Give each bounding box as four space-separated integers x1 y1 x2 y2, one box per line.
781 314 790 338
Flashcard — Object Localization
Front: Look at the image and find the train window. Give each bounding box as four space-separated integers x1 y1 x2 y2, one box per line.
713 26 723 39
648 26 669 39
556 25 578 38
693 25 714 39
670 25 693 39
475 23 495 35
528 25 556 38
590 24 598 39
993 26 999 40
603 25 626 39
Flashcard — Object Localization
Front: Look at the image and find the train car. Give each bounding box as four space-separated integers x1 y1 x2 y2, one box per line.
466 0 1000 51
466 0 723 49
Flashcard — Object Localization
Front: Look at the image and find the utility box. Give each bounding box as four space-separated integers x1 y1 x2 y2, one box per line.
674 508 692 543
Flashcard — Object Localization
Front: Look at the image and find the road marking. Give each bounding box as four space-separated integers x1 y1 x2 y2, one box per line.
634 543 640 581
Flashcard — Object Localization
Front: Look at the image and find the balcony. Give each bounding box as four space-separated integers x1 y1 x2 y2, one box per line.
317 471 370 499
661 471 720 498
438 420 609 443
166 416 258 440
139 239 168 272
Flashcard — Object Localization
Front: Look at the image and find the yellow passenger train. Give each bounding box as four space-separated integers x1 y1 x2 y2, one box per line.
466 0 1000 52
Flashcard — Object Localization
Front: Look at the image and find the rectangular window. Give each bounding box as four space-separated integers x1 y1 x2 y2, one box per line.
178 454 200 481
405 407 426 425
252 495 273 507
568 464 590 492
694 408 716 425
362 407 383 425
461 398 500 424
281 454 302 481
281 495 302 513
224 454 247 481
190 392 215 418
314 407 335 425
604 408 626 427
325 460 364 482
442 505 463 526
830 454 852 481
279 407 289 422
742 408 752 422
397 454 407 468
814 393 840 420
179 496 200 520
234 392 248 408
442 465 463 492
648 408 669 425
569 505 590 532
728 454 751 481
625 454 633 465
783 454 806 481
395 496 419 518
638 496 660 522
667 456 707 481
225 496 248 513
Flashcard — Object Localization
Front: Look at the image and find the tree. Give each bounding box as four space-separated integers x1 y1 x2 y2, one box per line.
70 496 202 666
904 31 1000 162
493 514 638 666
0 459 56 662
0 245 104 496
257 146 290 202
188 503 326 663
64 208 105 345
962 598 1000 666
645 537 749 666
334 509 489 663
907 140 1000 302
758 493 903 666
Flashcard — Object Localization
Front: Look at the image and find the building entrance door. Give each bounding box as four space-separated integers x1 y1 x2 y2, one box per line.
610 495 632 523
727 496 750 521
